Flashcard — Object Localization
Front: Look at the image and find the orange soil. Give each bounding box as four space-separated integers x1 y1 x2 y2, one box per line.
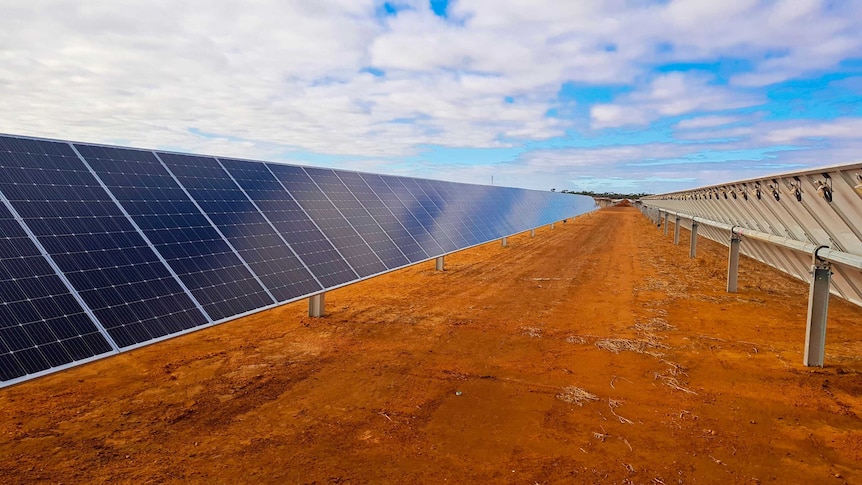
1 206 860 484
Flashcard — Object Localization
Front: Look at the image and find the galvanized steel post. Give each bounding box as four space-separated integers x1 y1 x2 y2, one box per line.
435 256 445 271
804 248 832 367
673 215 681 245
308 293 325 317
501 236 508 247
530 229 536 238
727 229 741 293
689 221 699 258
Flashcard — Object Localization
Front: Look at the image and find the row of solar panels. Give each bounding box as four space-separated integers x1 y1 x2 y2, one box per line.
639 162 862 307
0 134 595 387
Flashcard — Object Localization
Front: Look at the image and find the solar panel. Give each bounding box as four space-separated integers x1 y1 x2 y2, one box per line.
0 138 209 350
0 200 113 382
0 133 595 387
269 164 388 278
411 178 473 248
360 173 445 257
303 167 410 270
219 158 358 288
157 153 321 303
76 144 274 322
335 171 429 263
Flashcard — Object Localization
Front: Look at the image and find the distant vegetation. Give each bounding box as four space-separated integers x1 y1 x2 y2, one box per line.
551 189 653 199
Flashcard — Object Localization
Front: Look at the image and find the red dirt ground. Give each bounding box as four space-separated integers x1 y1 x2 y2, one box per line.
1 206 860 484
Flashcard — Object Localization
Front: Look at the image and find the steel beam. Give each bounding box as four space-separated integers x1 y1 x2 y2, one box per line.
530 229 536 238
673 215 681 245
435 256 445 271
501 236 508 247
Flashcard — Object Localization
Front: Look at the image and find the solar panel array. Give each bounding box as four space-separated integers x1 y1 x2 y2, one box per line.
0 133 595 387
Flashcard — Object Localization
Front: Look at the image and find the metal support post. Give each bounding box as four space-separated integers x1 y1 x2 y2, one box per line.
804 249 832 367
727 231 740 293
435 256 445 271
657 210 663 228
664 214 669 236
673 215 681 245
501 236 508 247
689 221 699 259
308 293 325 317
550 222 555 230
530 229 536 238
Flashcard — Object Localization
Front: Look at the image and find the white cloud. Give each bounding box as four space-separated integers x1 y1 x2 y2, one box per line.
0 0 861 193
591 73 761 128
676 115 743 130
757 118 862 144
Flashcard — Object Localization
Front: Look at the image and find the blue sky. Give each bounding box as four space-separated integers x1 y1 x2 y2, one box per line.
2 0 862 193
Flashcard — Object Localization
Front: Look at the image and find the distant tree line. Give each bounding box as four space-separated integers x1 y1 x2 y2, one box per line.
550 189 652 199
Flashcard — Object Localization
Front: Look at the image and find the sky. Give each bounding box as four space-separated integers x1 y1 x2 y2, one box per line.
1 0 862 194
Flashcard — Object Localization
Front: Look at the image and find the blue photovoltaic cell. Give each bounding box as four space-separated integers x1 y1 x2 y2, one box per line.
269 164 387 278
335 171 428 263
220 158 357 289
304 168 410 270
0 137 208 349
0 200 113 382
360 173 444 258
157 153 321 302
76 144 274 322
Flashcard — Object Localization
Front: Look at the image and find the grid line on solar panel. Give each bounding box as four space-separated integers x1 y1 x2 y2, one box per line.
301 167 410 271
73 143 273 324
333 171 429 263
0 137 209 350
219 158 358 289
156 153 321 303
268 164 387 278
0 193 115 384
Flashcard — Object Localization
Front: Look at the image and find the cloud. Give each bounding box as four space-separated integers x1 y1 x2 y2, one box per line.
590 72 762 129
676 115 744 130
0 0 861 195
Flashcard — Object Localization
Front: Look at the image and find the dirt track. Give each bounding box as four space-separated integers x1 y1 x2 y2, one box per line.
1 206 861 484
